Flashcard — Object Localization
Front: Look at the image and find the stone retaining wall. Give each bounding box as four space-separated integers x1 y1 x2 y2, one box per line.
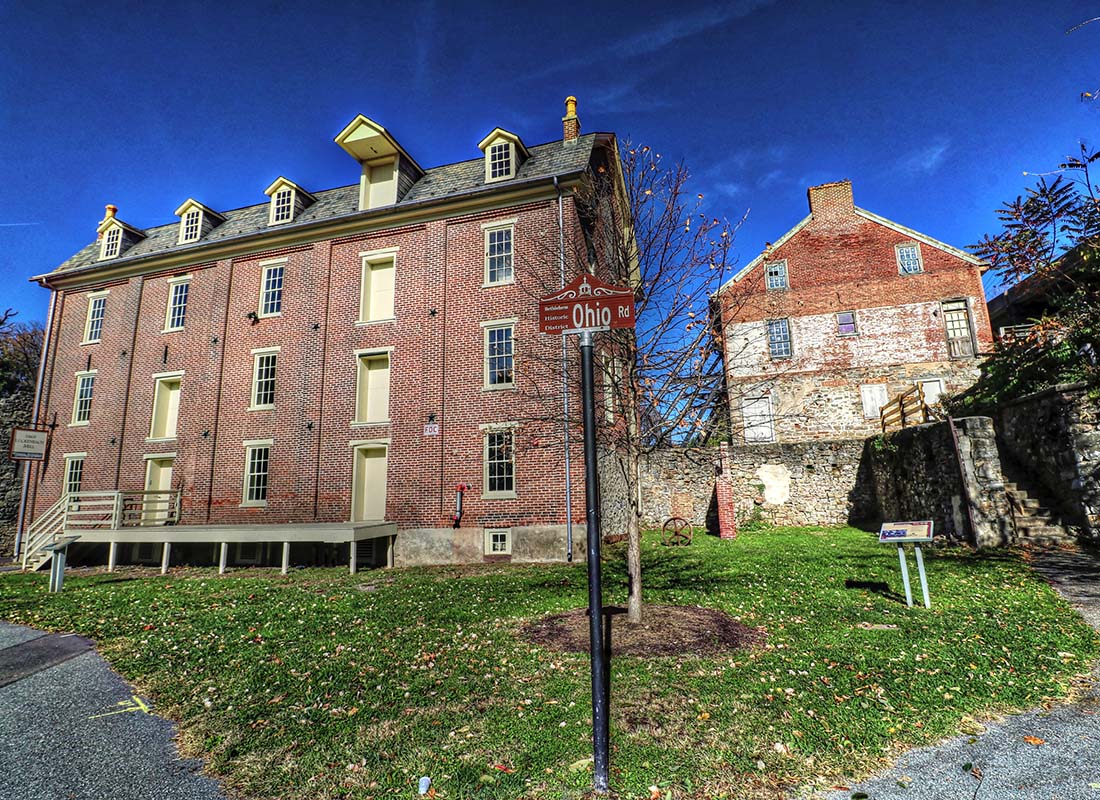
0 389 33 558
997 383 1099 538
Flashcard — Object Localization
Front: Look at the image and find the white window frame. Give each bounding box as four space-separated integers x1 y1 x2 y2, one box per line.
179 209 202 244
767 318 792 359
941 298 977 358
484 528 513 556
918 379 945 407
63 453 87 498
482 318 517 389
486 141 515 182
860 384 889 420
480 422 517 499
249 347 280 411
483 220 515 286
147 370 184 441
742 395 775 443
358 246 398 324
100 227 121 259
163 275 191 332
353 348 392 425
241 439 273 508
896 242 924 275
258 259 286 318
836 310 858 337
764 260 788 291
70 370 97 426
82 291 109 344
270 188 295 225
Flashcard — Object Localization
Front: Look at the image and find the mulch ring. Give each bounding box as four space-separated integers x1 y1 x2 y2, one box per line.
522 604 765 657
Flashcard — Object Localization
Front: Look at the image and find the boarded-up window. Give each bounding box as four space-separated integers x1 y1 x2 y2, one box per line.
742 396 775 442
860 384 889 419
919 379 944 407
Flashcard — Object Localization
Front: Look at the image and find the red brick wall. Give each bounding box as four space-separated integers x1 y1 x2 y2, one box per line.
29 196 590 539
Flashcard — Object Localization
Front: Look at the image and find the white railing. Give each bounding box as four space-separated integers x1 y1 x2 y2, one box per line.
22 490 181 568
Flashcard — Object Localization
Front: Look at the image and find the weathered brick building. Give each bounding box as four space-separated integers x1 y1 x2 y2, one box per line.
21 100 615 571
714 180 993 443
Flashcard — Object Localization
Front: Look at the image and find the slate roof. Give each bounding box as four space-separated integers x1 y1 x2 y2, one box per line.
47 133 600 278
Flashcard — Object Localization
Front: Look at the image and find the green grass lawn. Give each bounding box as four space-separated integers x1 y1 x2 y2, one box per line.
1 527 1097 799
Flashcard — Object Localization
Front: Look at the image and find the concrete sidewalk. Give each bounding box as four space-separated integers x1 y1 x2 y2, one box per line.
804 546 1100 800
0 621 228 800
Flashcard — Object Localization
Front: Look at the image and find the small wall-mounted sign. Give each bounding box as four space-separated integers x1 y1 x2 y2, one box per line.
9 428 49 461
879 520 933 543
423 423 440 437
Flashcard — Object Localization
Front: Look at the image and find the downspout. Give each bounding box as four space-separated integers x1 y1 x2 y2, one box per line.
14 289 57 559
554 176 574 561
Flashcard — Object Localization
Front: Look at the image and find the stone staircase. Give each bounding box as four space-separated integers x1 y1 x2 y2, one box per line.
1003 472 1075 547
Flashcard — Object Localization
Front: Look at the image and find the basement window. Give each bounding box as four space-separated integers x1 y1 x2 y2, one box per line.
484 528 512 555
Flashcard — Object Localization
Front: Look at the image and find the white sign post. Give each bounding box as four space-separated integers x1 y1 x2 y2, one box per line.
879 521 933 609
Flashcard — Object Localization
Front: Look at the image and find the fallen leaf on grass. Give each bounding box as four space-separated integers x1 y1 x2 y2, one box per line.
1023 736 1046 746
491 764 514 774
569 757 593 772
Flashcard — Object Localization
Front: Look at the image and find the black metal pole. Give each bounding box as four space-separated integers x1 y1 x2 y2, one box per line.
579 330 610 793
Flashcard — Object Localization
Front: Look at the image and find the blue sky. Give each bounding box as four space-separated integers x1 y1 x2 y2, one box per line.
1 0 1097 324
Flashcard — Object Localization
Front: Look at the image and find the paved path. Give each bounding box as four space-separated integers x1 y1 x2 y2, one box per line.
804 547 1100 800
0 621 228 800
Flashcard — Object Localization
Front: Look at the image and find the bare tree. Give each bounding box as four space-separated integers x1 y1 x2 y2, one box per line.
0 315 43 396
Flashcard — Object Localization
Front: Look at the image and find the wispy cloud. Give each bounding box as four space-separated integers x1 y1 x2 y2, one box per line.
526 0 777 80
0 222 40 227
899 138 950 175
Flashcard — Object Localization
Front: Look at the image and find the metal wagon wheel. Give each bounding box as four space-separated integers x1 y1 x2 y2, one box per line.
661 516 693 546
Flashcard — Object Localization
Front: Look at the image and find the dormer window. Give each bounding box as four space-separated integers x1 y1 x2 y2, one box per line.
101 227 121 259
478 128 529 184
181 209 201 243
489 143 512 180
264 177 316 225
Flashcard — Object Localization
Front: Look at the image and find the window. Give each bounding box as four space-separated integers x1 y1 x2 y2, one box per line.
942 299 976 357
83 293 107 343
488 142 512 180
272 189 293 223
484 528 512 556
896 243 923 275
242 441 272 506
355 352 390 423
483 322 515 388
359 249 397 322
64 455 85 497
918 379 945 407
742 396 775 443
180 209 201 243
149 373 182 439
860 384 889 419
837 311 858 336
484 224 514 285
250 348 279 409
101 227 121 259
483 426 516 498
767 318 792 359
259 263 285 317
164 278 190 331
765 260 788 290
71 371 96 425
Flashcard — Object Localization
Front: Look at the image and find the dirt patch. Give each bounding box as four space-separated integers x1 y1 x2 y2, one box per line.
522 604 764 657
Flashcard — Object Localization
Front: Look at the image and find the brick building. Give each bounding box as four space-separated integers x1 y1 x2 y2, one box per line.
20 100 617 571
714 180 992 443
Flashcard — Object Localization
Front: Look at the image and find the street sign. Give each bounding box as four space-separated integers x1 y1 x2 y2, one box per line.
9 428 49 461
878 520 933 543
539 273 635 335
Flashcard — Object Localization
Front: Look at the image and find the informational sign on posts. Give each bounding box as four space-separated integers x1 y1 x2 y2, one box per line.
878 520 933 543
539 273 635 335
9 428 49 461
539 274 635 795
881 520 933 609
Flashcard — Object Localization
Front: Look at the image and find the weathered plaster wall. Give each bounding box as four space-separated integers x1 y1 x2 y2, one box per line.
0 389 33 558
867 416 1014 547
998 383 1099 538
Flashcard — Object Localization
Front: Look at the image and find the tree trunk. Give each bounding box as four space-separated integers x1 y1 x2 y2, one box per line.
625 449 643 623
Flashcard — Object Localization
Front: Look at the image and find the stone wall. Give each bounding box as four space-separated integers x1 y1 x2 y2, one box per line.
866 416 1014 547
0 389 34 558
997 383 1099 538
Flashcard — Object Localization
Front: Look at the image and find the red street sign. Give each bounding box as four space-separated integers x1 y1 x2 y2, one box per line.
539 273 636 335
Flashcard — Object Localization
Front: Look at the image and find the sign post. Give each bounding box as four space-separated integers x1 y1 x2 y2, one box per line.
8 427 49 462
540 273 635 794
879 521 933 609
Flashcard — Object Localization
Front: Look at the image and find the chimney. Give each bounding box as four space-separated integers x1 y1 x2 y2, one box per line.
97 204 118 239
562 95 580 143
806 180 854 221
